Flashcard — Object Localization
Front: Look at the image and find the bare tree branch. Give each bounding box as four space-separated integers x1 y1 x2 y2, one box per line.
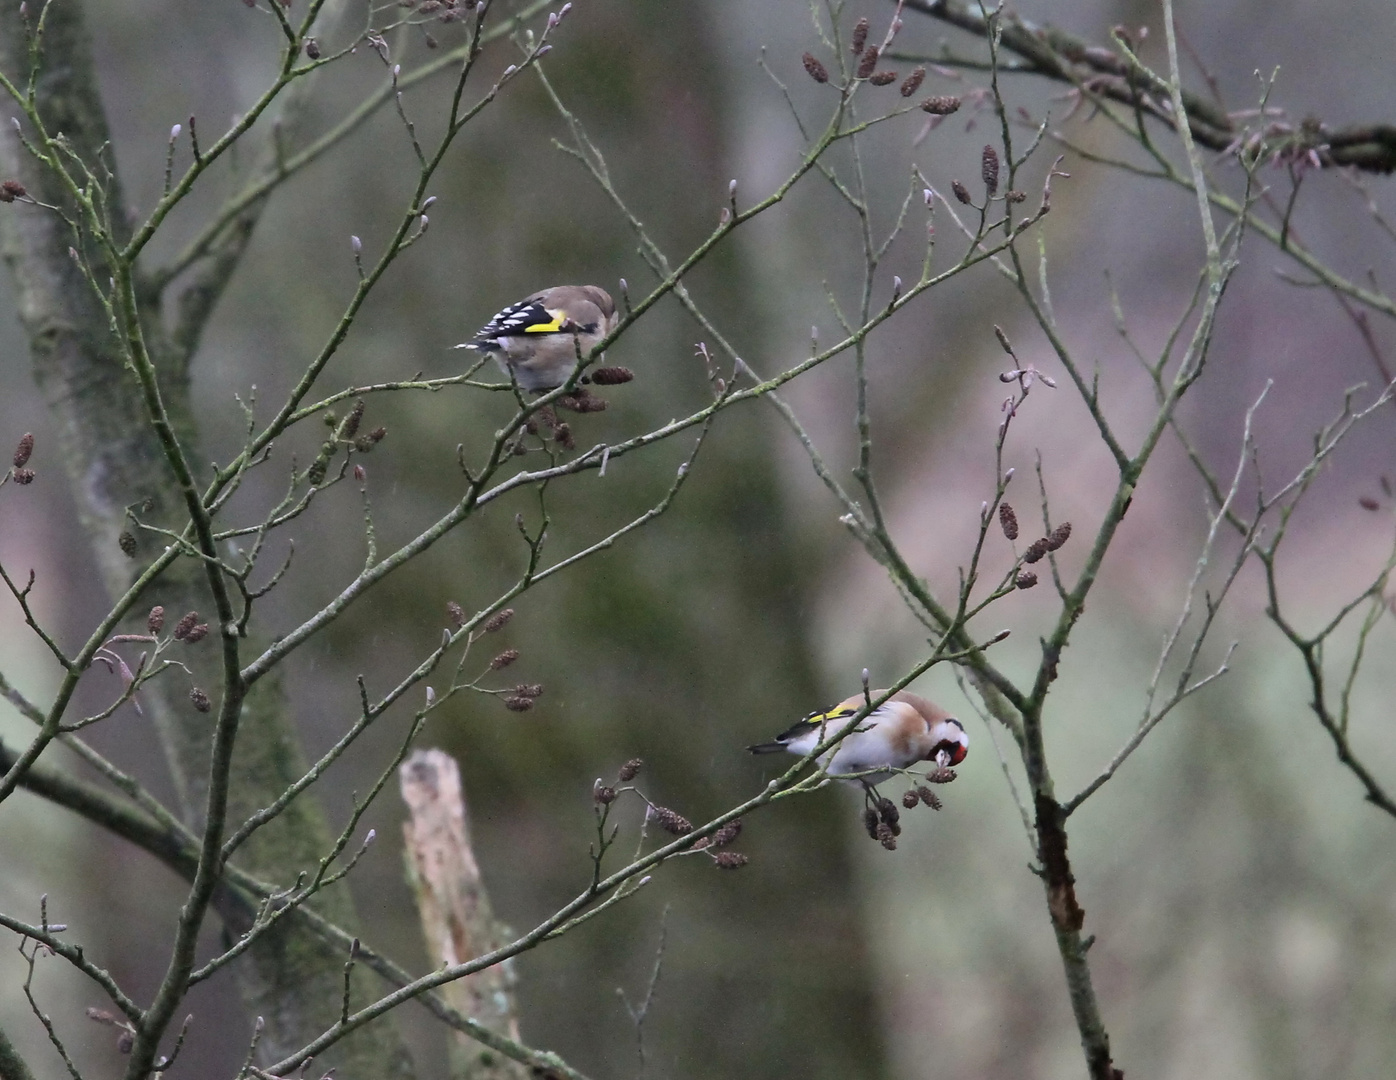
898 0 1396 172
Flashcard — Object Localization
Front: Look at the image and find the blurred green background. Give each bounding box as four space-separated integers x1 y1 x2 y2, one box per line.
2 1 1396 1078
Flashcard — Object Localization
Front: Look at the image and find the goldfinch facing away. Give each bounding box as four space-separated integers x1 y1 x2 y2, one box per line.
458 285 619 391
748 690 967 779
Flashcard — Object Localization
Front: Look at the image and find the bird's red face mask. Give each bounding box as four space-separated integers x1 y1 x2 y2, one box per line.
930 718 969 766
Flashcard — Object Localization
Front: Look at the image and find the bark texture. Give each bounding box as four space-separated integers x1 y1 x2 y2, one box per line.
401 749 528 1080
0 5 412 1075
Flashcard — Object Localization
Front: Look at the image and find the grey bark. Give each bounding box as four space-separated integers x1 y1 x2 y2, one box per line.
0 4 413 1075
401 750 529 1080
0 1023 37 1080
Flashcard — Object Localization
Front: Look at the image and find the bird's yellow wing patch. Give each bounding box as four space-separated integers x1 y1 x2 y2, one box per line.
522 309 567 333
774 705 861 742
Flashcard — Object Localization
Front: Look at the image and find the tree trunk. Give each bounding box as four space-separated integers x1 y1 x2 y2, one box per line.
0 5 413 1074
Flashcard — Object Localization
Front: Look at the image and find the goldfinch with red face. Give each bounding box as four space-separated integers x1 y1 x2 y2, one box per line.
748 690 968 779
458 285 619 391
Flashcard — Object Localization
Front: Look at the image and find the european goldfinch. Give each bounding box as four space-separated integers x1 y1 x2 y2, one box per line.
458 285 619 391
748 691 968 780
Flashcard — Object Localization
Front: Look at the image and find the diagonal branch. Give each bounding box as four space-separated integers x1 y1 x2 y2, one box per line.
0 4 417 1075
0 734 597 1079
898 0 1396 172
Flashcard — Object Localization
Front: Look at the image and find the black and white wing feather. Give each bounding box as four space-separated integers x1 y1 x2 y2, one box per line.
468 298 562 351
747 703 879 754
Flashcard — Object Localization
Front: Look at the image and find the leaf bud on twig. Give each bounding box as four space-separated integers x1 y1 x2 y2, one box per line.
950 180 972 204
851 17 869 55
590 366 634 385
650 806 693 835
354 425 388 453
593 780 617 805
558 390 608 413
1023 537 1050 563
982 145 1000 194
917 786 942 809
998 502 1019 540
1045 522 1072 550
1015 571 1038 589
920 95 961 115
343 399 365 439
855 45 880 80
484 607 514 632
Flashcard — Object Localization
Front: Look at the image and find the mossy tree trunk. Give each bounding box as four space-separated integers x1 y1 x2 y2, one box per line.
0 4 413 1075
